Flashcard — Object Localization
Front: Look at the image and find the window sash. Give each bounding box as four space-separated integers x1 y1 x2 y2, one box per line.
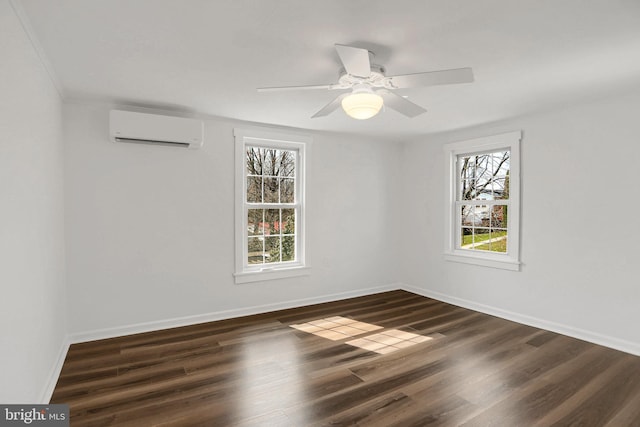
242 147 300 270
243 205 300 269
455 200 509 254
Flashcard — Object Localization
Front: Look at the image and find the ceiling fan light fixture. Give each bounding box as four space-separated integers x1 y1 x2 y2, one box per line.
259 44 472 119
341 86 383 120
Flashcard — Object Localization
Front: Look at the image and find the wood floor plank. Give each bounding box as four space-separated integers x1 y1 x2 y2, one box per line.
387 394 477 427
457 345 627 426
50 290 640 426
315 391 414 427
546 354 640 426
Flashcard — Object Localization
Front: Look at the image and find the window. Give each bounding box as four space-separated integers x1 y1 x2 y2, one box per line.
444 131 521 270
234 128 310 283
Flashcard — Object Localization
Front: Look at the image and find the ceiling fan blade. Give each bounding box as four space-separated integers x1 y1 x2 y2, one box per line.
335 44 371 78
311 93 348 118
257 84 334 93
388 67 474 89
378 89 427 118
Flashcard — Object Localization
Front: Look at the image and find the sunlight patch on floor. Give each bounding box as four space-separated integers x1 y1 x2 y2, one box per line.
290 316 383 340
290 317 431 355
346 329 432 354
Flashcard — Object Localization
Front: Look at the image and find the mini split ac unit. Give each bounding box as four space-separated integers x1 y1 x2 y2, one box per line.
109 110 204 149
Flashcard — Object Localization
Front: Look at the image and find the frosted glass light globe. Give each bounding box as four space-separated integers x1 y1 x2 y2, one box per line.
341 89 383 120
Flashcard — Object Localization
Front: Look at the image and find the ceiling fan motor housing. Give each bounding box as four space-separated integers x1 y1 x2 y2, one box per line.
337 65 389 89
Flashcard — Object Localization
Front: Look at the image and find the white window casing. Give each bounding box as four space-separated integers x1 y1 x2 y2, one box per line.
234 128 311 284
444 131 522 271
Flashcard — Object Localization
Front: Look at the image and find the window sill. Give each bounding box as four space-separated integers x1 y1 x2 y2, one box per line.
234 265 311 284
444 252 520 271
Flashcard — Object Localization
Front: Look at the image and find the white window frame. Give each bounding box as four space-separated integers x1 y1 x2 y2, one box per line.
444 131 521 271
234 128 310 284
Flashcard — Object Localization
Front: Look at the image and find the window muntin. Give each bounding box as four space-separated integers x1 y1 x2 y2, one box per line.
234 129 309 283
444 131 521 270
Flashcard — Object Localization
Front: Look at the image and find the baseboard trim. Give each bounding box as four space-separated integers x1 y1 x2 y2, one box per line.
39 335 71 403
69 284 399 344
400 283 640 357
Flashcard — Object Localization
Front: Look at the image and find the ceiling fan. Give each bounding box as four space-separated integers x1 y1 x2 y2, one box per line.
258 44 474 120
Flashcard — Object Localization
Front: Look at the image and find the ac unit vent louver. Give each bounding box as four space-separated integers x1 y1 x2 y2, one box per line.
109 110 204 149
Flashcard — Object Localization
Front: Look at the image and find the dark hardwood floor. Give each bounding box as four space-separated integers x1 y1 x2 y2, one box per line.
51 290 640 426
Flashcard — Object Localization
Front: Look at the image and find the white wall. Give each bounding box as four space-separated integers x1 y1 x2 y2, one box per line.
63 103 399 336
398 88 640 353
0 0 67 403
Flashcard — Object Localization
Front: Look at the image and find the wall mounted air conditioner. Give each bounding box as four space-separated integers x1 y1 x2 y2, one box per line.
109 110 204 149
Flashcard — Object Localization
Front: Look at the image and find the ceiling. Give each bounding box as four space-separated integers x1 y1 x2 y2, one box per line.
17 0 640 140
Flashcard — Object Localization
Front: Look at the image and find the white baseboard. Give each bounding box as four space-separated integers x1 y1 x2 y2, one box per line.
399 283 640 357
69 284 399 344
39 335 71 403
